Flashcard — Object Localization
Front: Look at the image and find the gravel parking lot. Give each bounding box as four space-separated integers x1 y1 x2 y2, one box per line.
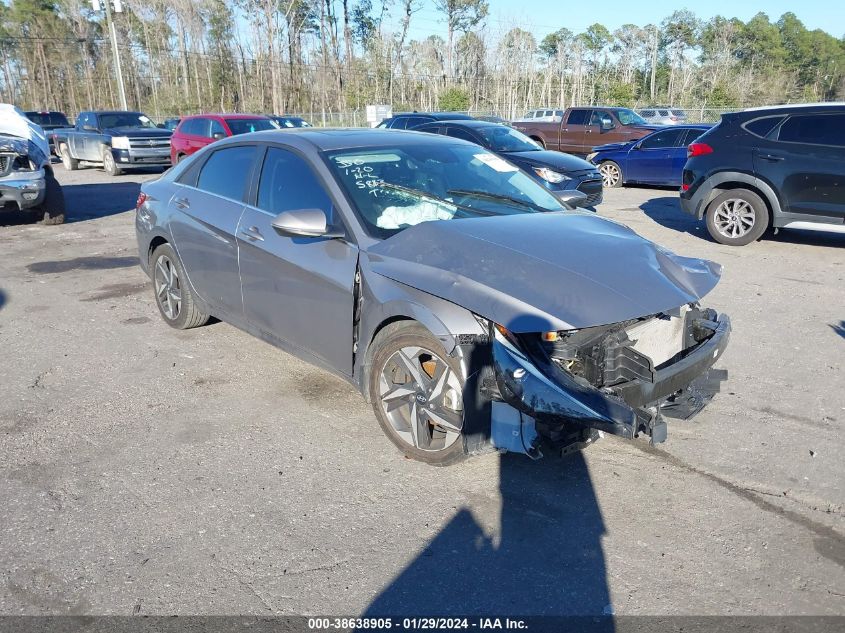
1 163 843 616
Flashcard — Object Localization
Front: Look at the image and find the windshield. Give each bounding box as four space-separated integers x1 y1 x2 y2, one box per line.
225 118 278 135
325 143 565 238
615 109 648 126
478 125 541 152
99 112 158 129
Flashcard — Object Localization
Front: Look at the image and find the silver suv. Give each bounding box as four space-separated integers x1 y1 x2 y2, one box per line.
638 107 687 125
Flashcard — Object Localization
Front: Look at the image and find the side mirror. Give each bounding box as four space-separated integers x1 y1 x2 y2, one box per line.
600 117 614 131
556 190 589 210
270 208 343 238
633 141 642 150
212 132 225 140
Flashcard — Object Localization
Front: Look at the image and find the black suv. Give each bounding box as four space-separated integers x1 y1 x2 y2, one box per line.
377 112 474 129
680 104 845 246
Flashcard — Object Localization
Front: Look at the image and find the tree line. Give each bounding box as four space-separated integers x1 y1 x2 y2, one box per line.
2 0 844 121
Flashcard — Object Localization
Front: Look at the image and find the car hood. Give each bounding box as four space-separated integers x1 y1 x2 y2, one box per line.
365 212 722 332
501 150 595 172
104 127 172 138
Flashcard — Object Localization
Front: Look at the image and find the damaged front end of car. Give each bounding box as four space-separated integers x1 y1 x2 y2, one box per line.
483 304 730 456
0 134 49 212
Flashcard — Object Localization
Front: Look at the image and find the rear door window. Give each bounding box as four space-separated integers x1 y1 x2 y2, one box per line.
196 145 257 201
566 109 590 125
776 113 845 147
640 128 684 149
681 128 706 145
743 116 786 138
403 116 430 129
445 127 479 144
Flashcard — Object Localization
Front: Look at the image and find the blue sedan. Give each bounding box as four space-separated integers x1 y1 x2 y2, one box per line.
587 124 711 188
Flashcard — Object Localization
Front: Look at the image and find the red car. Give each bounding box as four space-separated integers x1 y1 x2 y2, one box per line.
170 114 278 164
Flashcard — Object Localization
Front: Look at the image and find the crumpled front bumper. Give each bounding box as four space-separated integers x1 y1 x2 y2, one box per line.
492 314 731 444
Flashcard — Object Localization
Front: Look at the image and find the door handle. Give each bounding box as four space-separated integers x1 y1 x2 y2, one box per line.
173 196 190 209
240 226 264 242
759 153 784 162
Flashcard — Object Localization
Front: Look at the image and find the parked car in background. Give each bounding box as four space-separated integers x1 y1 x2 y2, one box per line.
1 104 65 224
135 128 729 464
587 124 711 188
513 109 565 123
413 119 602 207
638 107 688 125
269 115 312 128
54 110 172 176
681 103 845 246
512 107 661 155
24 111 71 154
170 113 278 164
376 112 474 129
162 117 181 131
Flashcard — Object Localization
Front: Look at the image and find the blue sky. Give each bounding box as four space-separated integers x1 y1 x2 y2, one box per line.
395 0 845 42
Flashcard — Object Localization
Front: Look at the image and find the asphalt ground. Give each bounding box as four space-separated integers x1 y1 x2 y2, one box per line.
0 162 843 616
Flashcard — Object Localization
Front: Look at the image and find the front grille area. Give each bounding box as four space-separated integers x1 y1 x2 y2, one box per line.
577 178 604 206
128 137 171 149
0 154 12 177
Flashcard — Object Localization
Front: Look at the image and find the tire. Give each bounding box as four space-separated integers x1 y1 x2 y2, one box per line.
150 243 209 329
175 153 185 164
599 160 623 188
369 322 467 466
705 189 769 246
33 169 65 225
60 144 78 171
102 147 123 176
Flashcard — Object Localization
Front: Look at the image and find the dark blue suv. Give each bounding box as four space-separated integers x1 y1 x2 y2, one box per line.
680 104 845 246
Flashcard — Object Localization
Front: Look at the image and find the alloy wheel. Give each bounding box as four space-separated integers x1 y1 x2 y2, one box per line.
154 255 182 320
713 198 756 239
378 346 463 452
599 163 621 188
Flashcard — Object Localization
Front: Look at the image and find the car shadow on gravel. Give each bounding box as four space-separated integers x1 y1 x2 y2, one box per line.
0 181 143 227
62 181 143 223
0 289 6 312
639 197 709 240
364 451 613 625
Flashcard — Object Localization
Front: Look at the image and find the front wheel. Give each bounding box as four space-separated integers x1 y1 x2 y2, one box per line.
150 243 209 329
102 148 123 176
599 161 623 188
705 189 768 246
369 323 467 466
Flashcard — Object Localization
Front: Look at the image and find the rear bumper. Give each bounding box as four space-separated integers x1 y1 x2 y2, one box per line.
492 314 730 444
0 172 46 210
680 179 707 218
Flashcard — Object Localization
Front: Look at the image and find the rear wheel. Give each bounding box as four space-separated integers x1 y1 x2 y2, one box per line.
150 243 209 329
530 136 546 149
33 169 65 225
369 323 467 466
102 147 123 176
60 144 78 171
599 161 623 188
705 189 768 246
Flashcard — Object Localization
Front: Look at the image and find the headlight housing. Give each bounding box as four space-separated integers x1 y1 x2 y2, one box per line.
111 136 131 150
533 167 570 184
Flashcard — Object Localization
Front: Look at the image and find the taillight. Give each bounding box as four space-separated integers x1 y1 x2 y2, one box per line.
681 184 690 192
687 142 713 158
136 192 148 209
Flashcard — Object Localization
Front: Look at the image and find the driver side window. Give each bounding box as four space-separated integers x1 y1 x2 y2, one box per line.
257 147 333 219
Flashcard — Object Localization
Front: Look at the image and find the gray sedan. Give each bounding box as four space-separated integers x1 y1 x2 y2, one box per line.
135 129 730 465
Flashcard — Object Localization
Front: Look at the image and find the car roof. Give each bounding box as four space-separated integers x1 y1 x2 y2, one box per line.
392 112 473 120
741 102 845 113
415 119 502 130
183 113 269 120
217 127 470 151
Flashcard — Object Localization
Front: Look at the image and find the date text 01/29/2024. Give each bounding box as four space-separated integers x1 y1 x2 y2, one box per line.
306 618 528 630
